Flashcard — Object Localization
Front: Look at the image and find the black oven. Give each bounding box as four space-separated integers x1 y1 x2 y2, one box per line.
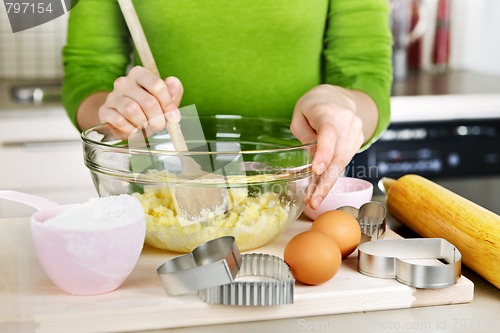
348 118 500 213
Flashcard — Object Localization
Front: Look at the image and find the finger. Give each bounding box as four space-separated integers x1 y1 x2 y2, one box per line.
309 123 360 209
309 164 341 209
290 111 317 170
128 66 172 110
290 112 317 145
304 173 319 203
313 106 359 177
290 110 318 181
326 125 351 179
121 86 166 132
348 117 365 154
165 76 184 107
301 104 341 176
164 76 183 124
313 119 337 176
165 108 181 124
113 97 149 128
309 123 353 209
99 107 137 137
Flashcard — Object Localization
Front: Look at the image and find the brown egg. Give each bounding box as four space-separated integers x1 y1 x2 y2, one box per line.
311 210 361 258
284 230 342 285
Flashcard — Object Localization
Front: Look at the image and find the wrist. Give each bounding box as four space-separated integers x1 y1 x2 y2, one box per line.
77 92 109 131
318 84 357 112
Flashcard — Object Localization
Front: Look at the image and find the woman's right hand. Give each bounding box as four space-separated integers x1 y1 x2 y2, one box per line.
98 66 184 137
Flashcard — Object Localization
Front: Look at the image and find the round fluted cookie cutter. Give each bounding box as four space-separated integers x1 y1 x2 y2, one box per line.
198 253 295 306
358 238 462 289
157 236 242 296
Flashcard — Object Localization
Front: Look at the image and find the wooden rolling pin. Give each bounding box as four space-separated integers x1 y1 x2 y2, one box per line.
382 174 500 289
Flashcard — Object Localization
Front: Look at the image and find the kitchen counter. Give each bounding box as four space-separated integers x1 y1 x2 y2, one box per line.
0 209 497 333
165 267 498 333
156 205 500 333
0 79 64 118
392 70 500 96
1 71 499 331
390 70 500 123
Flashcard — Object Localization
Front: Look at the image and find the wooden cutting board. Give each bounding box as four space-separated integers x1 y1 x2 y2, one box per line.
0 216 473 333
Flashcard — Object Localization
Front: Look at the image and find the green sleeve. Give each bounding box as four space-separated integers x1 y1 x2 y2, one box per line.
62 0 131 130
323 0 393 150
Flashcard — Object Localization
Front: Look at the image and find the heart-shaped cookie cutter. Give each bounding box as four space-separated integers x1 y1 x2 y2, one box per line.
358 238 462 288
338 201 387 241
157 236 241 295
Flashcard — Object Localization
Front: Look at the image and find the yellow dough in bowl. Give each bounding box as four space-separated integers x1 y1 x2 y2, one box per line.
132 172 291 253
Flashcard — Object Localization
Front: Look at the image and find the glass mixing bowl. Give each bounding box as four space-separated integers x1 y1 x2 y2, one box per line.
81 115 314 253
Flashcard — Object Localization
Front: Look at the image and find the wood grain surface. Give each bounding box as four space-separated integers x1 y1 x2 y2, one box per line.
0 216 473 333
385 175 500 288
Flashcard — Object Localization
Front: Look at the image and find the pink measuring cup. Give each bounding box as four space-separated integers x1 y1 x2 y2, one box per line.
0 190 145 296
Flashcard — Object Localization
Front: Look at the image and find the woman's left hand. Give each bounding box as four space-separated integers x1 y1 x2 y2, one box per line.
290 84 366 210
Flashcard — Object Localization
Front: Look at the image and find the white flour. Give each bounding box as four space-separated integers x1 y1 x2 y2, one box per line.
44 195 144 229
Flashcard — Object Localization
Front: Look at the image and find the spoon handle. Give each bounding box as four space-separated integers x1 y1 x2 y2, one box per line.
0 190 59 211
117 0 189 152
117 0 160 76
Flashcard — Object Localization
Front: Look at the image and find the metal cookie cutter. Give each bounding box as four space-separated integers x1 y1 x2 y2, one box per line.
358 238 462 289
157 236 242 295
198 253 295 306
338 201 387 240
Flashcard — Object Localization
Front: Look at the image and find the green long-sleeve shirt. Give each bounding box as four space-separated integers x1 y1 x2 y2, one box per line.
63 0 392 146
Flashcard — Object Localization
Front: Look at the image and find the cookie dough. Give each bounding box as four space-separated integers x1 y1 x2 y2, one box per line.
132 173 292 253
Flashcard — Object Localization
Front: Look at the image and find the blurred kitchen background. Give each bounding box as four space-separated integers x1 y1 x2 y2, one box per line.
0 0 499 217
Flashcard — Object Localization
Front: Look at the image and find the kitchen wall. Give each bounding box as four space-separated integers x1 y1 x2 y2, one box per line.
0 4 67 79
453 0 500 75
401 0 500 76
0 1 499 216
1 1 500 79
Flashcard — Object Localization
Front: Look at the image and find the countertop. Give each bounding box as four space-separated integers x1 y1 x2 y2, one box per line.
163 268 498 333
0 204 498 333
392 70 500 96
390 70 500 123
1 71 499 332
149 203 500 333
0 79 64 117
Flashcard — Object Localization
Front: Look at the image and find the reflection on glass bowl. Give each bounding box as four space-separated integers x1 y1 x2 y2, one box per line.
81 115 315 253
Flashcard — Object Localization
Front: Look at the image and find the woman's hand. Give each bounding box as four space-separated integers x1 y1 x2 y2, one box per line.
97 66 184 137
291 84 376 210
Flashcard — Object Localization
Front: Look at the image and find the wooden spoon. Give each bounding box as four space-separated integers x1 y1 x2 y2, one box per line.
117 0 229 226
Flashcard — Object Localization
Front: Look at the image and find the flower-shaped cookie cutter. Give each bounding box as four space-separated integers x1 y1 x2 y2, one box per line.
338 201 387 241
157 236 242 296
198 253 295 306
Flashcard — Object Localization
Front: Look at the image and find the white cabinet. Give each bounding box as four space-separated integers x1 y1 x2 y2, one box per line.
0 109 97 217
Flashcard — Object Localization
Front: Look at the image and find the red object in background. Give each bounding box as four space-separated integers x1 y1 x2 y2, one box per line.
432 0 450 71
408 0 421 71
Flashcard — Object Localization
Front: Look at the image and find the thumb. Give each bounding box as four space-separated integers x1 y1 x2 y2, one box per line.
165 76 184 108
164 76 183 124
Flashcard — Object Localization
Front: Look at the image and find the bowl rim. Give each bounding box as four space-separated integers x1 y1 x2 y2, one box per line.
331 176 373 189
81 115 316 156
329 177 373 195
